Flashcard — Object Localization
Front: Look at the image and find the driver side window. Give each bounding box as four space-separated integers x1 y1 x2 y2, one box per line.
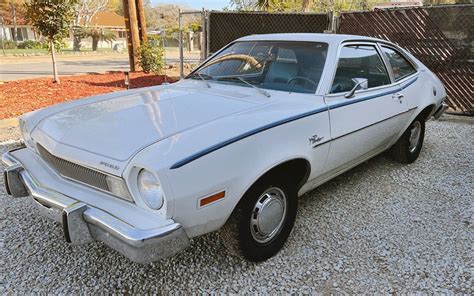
330 45 391 94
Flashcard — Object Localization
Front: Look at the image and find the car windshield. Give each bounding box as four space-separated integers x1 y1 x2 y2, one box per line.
187 41 329 94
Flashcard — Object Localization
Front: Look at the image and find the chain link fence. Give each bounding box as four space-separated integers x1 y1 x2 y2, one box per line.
176 5 472 114
176 9 207 77
336 4 473 115
207 11 331 54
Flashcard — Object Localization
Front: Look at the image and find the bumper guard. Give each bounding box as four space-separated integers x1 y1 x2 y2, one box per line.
2 150 190 263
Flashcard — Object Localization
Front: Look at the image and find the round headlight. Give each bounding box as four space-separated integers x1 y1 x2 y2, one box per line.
137 169 164 210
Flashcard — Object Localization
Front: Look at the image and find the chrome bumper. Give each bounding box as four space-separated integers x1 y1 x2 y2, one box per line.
433 103 448 119
2 149 189 263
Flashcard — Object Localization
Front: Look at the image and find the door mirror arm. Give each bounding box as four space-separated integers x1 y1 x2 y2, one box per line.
344 78 368 98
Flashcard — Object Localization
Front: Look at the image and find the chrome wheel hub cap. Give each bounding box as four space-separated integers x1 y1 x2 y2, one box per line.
409 121 422 153
250 187 287 244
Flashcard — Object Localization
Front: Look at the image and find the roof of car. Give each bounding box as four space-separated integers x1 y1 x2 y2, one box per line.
236 33 387 45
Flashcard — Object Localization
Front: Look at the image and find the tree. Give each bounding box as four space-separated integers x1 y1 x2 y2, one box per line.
301 0 310 12
72 0 109 51
145 3 196 30
230 0 303 12
228 0 256 10
108 0 123 15
78 26 116 51
24 0 77 84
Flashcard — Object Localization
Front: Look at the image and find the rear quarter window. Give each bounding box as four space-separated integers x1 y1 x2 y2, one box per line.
381 46 417 81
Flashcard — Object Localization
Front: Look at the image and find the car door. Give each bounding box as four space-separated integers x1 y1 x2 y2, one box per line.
379 44 420 111
322 42 408 174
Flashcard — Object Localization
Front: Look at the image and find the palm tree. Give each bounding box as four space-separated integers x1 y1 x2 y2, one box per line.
78 27 117 51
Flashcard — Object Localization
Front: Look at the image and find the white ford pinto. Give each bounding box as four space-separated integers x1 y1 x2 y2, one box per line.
2 34 447 263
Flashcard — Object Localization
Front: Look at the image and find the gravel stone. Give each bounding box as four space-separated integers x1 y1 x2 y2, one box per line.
0 116 472 293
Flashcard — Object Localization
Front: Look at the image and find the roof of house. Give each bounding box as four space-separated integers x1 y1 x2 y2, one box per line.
0 6 125 28
90 11 125 28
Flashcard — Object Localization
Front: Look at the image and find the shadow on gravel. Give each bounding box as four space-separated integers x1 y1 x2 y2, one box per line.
1 119 472 293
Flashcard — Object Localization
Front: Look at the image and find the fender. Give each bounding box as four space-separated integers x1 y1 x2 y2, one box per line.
160 107 330 238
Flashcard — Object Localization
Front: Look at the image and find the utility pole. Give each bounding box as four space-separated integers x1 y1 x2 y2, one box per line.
135 0 147 42
122 0 141 71
122 0 147 71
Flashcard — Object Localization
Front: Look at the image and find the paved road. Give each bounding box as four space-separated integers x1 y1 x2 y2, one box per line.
0 58 131 81
0 53 197 81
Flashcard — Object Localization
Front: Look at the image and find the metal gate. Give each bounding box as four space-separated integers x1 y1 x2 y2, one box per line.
177 9 208 77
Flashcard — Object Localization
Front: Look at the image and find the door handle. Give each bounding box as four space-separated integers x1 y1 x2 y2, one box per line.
392 93 404 103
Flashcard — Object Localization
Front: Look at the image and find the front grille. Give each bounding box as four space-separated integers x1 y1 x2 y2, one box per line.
37 144 109 192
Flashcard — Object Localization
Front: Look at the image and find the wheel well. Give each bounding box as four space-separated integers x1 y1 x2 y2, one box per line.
418 104 436 121
255 158 311 191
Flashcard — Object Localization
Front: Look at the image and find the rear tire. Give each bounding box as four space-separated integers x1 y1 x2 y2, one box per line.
220 175 297 262
389 117 425 164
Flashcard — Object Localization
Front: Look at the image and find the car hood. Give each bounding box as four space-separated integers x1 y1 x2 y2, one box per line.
35 82 264 162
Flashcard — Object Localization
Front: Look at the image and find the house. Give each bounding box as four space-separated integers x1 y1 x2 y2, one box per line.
0 5 127 50
75 11 128 50
0 2 36 42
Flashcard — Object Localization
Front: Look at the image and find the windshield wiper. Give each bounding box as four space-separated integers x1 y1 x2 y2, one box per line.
217 76 271 98
189 72 212 88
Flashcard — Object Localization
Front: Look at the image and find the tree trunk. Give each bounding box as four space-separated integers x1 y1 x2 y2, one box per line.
11 4 17 45
92 37 99 51
302 0 310 12
73 34 82 51
50 39 60 84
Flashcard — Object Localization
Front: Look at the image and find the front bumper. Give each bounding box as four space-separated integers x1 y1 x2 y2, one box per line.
2 149 189 263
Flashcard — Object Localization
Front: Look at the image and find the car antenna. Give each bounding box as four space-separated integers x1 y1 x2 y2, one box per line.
197 72 211 88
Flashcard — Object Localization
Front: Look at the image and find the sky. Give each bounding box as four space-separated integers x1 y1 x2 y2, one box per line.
152 0 230 10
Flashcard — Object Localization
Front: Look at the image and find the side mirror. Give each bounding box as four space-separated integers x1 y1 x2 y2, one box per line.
344 78 368 98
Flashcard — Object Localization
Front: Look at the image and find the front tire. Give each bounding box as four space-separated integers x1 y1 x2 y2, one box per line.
221 176 297 262
389 117 425 164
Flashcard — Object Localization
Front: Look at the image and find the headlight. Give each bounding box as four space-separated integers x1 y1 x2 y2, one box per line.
19 119 35 148
137 169 164 210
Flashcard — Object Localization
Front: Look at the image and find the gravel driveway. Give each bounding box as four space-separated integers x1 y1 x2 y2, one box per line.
0 116 472 293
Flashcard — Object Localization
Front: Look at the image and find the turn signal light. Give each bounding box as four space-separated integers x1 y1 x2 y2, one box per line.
199 191 225 207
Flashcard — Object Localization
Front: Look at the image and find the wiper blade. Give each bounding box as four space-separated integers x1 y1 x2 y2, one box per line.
217 76 271 98
189 72 212 88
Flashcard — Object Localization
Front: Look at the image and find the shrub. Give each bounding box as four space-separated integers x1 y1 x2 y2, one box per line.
0 40 17 49
41 39 68 51
137 41 164 74
18 40 44 49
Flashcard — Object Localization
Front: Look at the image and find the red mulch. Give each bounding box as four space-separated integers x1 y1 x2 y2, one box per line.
0 71 178 120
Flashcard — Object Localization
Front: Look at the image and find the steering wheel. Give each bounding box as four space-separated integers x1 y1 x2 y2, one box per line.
287 76 318 87
330 78 356 94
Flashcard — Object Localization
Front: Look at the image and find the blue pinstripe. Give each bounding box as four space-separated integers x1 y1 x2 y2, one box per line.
170 76 419 169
